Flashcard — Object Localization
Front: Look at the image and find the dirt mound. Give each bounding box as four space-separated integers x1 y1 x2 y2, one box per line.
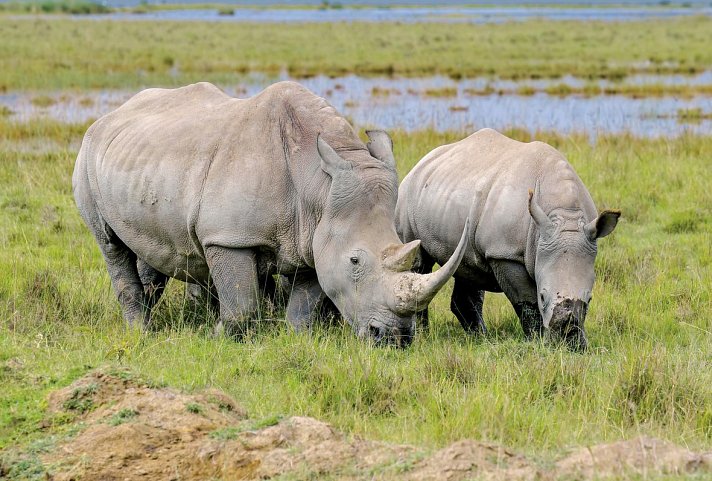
35 369 416 480
4 369 710 481
556 437 712 479
404 440 537 481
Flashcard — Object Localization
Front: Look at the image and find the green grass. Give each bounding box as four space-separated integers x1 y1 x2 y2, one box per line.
465 82 712 98
185 402 203 414
677 107 712 121
207 414 284 441
423 87 458 97
29 95 56 108
0 0 110 15
0 120 710 466
107 407 138 426
0 1 366 14
1 16 711 90
1 1 707 15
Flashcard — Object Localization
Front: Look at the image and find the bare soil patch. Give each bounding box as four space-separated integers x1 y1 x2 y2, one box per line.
3 369 710 480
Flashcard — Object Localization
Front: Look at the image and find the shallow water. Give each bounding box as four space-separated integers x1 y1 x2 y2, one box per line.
2 74 711 138
73 5 712 23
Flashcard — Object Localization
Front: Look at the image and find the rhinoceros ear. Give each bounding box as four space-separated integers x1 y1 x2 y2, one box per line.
584 209 621 240
383 240 421 272
528 189 552 229
366 130 396 172
317 134 351 177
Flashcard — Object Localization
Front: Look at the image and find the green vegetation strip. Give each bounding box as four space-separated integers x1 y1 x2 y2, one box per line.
1 1 695 14
0 0 110 15
464 82 712 98
0 120 710 459
1 17 711 90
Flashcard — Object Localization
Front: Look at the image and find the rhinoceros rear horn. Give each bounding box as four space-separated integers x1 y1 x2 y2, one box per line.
317 134 351 176
383 240 421 272
528 189 551 228
395 218 470 314
366 130 396 172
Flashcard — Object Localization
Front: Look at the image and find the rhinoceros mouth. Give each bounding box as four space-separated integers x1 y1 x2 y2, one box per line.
548 298 589 352
366 317 414 348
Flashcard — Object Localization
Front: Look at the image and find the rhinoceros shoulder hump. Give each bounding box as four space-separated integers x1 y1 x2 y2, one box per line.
259 81 358 153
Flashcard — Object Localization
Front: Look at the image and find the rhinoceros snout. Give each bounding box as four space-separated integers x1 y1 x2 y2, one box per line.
368 320 414 348
549 298 589 352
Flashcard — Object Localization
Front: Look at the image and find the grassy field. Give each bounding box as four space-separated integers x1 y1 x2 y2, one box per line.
1 10 711 478
1 16 712 90
1 119 710 468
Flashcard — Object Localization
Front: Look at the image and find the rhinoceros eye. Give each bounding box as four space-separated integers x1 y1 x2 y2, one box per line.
350 257 359 265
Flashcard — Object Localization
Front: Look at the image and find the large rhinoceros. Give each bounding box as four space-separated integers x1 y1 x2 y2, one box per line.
396 128 619 350
73 81 468 346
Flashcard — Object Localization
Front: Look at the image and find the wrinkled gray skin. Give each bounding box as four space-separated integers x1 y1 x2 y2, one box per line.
73 81 469 346
396 128 620 350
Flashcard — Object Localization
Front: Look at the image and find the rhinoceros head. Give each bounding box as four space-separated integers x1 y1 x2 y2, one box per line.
528 190 620 351
312 131 469 347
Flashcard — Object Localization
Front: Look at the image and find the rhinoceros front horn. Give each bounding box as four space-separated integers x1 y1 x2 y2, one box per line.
393 218 470 315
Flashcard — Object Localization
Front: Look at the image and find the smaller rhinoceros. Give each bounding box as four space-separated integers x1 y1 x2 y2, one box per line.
396 128 620 350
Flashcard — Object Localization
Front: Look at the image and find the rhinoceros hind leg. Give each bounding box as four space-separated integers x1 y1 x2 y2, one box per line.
75 177 146 327
205 246 260 337
99 233 146 328
450 278 486 334
136 259 169 317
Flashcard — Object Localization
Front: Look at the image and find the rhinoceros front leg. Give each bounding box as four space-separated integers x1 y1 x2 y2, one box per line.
285 274 327 332
412 250 436 331
205 246 260 336
450 277 486 334
490 259 543 338
516 302 544 338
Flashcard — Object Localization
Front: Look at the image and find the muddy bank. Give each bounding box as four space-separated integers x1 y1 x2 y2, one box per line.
1 369 709 480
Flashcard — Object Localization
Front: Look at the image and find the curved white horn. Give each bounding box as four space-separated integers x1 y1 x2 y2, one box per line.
394 218 470 314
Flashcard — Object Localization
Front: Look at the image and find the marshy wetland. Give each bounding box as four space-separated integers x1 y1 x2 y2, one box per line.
1 5 711 480
4 72 712 136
